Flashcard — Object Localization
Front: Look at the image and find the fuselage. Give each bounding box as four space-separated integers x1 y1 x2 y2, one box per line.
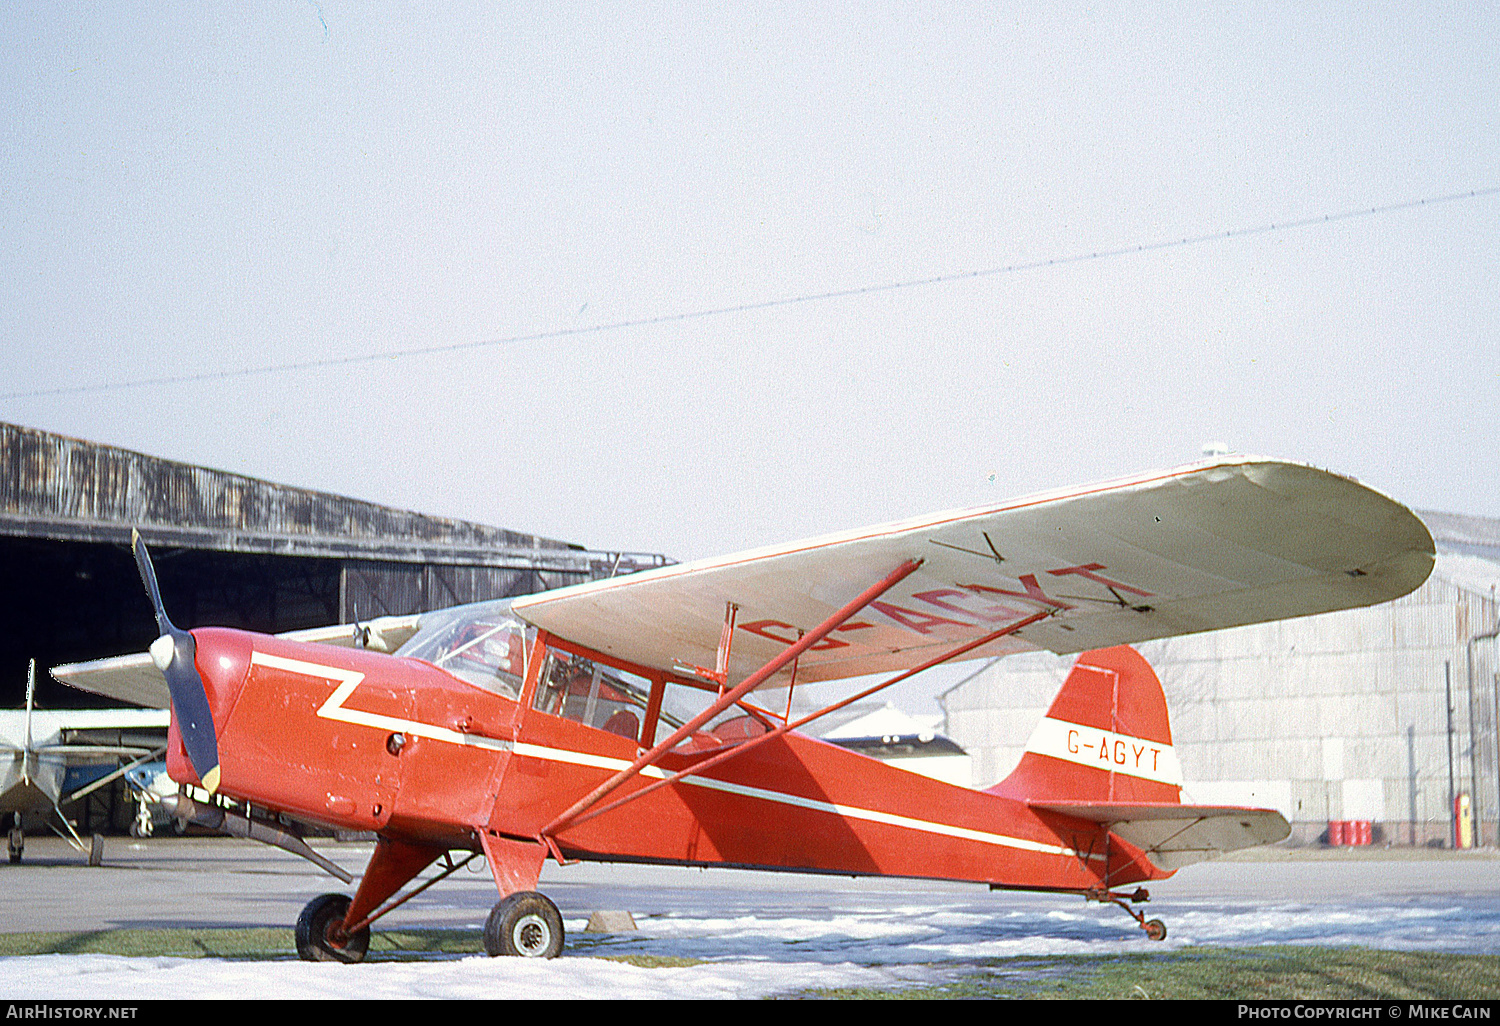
174 620 1167 894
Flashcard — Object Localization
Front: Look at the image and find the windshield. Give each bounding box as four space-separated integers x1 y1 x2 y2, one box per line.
396 599 534 698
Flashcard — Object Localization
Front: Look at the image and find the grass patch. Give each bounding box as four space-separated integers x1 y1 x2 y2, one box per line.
3 930 1495 998
797 947 1500 1000
0 928 294 960
595 955 704 968
0 928 701 966
0 928 482 961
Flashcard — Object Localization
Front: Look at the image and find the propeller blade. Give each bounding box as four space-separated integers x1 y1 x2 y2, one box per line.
24 660 34 753
131 530 221 793
131 529 176 637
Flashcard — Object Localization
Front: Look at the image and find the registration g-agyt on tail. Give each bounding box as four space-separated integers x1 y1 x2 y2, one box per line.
54 456 1434 959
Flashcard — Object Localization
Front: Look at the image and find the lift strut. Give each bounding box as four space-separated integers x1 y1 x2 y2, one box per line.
540 558 925 839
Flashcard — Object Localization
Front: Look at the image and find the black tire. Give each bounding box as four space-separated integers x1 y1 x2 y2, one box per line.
1145 918 1167 942
295 893 370 963
484 891 564 958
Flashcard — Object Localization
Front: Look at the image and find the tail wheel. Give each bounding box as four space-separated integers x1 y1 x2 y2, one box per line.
484 891 564 958
296 893 370 963
1144 918 1167 942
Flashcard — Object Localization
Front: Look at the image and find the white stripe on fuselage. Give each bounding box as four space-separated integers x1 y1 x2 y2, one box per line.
251 650 513 752
252 651 1100 862
510 741 1102 861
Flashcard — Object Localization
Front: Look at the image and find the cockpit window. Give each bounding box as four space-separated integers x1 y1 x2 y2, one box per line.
533 649 652 742
653 678 771 751
396 599 533 698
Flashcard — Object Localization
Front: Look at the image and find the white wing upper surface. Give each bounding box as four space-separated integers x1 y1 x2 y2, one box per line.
51 616 422 709
53 458 1433 704
512 458 1433 686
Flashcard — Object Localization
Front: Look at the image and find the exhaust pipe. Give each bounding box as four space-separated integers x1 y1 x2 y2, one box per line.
161 793 352 883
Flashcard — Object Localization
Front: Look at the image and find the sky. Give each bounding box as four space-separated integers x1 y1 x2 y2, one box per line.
2 2 1496 567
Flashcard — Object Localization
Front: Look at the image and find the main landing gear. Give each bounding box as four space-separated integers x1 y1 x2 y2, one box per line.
484 891 565 958
293 888 565 963
4 814 101 867
296 893 371 963
292 837 566 963
1088 886 1167 941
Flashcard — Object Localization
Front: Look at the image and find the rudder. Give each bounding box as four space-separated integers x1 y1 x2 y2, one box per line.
986 646 1182 804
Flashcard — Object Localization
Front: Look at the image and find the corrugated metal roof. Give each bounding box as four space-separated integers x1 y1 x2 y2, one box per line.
0 422 667 573
1419 510 1500 561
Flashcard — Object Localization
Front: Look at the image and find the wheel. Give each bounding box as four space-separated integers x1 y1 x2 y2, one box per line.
484 891 564 958
1144 918 1167 942
295 893 370 963
132 802 154 839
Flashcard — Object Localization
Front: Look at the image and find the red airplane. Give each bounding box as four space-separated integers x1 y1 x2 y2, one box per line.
54 457 1434 962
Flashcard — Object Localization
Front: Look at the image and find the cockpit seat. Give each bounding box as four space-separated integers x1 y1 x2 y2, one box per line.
602 710 639 741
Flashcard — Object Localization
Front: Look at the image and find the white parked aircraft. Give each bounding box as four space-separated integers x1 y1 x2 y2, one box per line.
0 662 168 862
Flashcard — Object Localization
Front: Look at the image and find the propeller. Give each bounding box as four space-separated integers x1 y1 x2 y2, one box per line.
131 529 221 794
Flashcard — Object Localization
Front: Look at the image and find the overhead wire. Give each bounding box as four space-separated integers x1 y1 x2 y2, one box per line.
3 185 1497 401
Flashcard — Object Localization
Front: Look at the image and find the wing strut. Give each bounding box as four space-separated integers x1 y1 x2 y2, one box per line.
539 558 924 839
554 608 1053 833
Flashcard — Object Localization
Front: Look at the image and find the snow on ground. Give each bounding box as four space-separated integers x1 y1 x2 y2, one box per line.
6 882 1500 999
0 951 913 1001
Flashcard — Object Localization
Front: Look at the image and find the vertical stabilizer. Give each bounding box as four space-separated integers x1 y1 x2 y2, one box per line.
986 646 1182 804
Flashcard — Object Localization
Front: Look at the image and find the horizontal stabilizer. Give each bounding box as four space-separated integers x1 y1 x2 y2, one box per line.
1031 801 1290 871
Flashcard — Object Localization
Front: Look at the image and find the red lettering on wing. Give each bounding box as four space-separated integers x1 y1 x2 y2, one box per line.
960 576 1075 611
738 620 850 651
1048 563 1154 597
912 588 1030 623
868 601 976 635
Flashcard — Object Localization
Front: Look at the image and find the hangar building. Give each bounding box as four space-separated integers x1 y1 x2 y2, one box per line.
2 421 669 839
1 421 669 711
940 509 1500 847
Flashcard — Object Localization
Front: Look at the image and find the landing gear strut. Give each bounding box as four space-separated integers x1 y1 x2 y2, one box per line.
1088 886 1167 941
291 844 567 962
7 814 22 864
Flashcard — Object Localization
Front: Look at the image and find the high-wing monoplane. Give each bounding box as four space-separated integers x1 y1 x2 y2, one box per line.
53 457 1434 959
1 662 169 863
